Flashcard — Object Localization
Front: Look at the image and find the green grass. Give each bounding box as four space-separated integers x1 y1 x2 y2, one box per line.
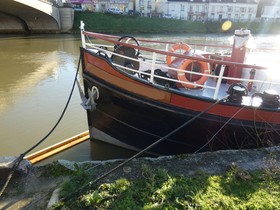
52 164 280 210
72 11 280 34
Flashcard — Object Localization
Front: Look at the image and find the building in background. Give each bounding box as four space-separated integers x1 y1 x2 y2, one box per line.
68 0 279 23
157 0 258 21
207 0 258 22
69 0 97 11
257 0 280 22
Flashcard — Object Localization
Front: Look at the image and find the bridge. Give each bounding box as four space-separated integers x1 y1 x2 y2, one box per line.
0 0 74 33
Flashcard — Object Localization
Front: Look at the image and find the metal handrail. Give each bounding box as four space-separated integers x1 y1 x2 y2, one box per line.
82 28 280 100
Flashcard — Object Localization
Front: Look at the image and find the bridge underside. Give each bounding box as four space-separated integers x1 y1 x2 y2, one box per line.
0 0 60 33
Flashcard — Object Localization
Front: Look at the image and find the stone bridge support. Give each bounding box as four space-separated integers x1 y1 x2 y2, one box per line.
0 0 74 33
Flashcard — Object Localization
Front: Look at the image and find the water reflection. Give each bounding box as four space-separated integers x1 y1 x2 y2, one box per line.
0 34 87 157
0 52 60 114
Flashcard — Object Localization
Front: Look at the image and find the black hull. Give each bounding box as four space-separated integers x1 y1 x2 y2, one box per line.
83 73 279 155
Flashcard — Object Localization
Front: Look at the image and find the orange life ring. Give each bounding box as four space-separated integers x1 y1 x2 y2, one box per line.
177 59 210 89
166 43 192 66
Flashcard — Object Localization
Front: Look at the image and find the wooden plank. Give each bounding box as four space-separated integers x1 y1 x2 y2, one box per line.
25 131 89 164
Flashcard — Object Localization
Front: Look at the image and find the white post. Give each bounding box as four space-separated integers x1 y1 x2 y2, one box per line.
80 20 86 49
165 43 169 52
213 65 225 100
150 52 157 83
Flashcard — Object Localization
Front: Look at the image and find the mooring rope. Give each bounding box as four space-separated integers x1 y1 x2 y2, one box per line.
193 106 245 154
61 94 232 202
0 53 81 198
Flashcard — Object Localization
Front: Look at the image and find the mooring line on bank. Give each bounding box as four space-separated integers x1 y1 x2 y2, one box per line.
61 94 237 202
0 54 82 198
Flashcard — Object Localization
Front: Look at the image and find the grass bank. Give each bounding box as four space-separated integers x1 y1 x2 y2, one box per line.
1 148 279 209
49 147 280 210
54 163 280 209
72 11 280 34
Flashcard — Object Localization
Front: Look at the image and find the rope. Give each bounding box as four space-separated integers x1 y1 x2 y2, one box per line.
193 106 245 154
0 53 81 198
61 95 229 201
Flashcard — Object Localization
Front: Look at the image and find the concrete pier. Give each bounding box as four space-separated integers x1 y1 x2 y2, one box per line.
0 0 74 33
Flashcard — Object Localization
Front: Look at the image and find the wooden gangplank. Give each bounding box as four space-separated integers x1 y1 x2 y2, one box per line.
25 131 89 164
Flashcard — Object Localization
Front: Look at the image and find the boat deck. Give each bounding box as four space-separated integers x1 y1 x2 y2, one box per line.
83 32 280 110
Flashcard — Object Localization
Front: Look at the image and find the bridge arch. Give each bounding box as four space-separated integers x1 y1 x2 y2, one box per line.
0 0 74 33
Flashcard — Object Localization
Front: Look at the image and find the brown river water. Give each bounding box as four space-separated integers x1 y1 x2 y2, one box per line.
0 33 279 164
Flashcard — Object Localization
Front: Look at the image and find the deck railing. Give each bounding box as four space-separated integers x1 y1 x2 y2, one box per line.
80 24 280 101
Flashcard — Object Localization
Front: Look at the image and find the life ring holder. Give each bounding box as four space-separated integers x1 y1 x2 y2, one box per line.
177 59 210 89
166 43 192 66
